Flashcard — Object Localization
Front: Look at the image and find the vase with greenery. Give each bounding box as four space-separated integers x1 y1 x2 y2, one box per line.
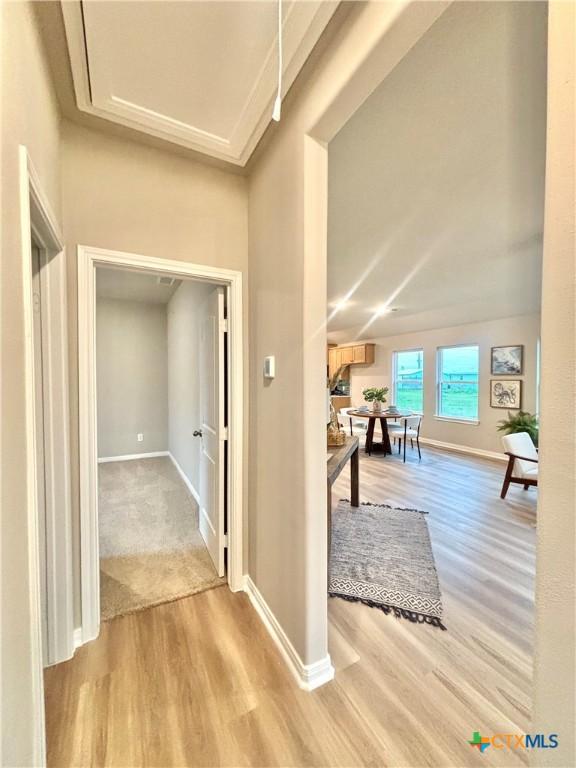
362 386 389 413
497 410 539 446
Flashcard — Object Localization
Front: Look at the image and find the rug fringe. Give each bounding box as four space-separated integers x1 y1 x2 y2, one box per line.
339 499 428 515
329 592 447 630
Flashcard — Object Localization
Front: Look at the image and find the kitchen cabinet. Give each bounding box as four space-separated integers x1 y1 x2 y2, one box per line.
328 343 375 380
352 344 375 364
340 347 354 365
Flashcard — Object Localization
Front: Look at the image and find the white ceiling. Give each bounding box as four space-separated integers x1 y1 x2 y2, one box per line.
327 1 547 343
96 268 181 304
61 1 337 165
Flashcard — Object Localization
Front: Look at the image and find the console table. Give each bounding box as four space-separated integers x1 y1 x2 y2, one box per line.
327 436 359 548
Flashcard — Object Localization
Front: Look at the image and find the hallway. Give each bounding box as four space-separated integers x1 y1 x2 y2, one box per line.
45 448 535 767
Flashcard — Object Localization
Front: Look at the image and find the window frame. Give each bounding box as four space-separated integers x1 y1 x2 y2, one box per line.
435 344 480 424
392 348 424 414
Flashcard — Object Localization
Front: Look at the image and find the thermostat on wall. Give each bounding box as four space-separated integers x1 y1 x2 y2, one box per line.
263 356 276 379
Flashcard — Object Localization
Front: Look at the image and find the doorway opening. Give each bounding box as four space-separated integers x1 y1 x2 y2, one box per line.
78 247 243 644
20 147 74 764
323 0 545 755
95 267 228 620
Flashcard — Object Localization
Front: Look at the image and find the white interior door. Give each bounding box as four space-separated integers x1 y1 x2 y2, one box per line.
198 287 226 576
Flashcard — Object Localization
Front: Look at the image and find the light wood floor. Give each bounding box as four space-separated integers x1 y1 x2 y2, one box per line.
45 447 536 767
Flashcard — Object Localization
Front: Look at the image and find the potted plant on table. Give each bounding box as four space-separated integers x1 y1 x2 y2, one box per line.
497 410 539 446
362 386 389 413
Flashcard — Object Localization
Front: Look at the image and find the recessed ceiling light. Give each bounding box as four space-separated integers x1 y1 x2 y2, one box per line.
332 298 349 312
372 305 399 316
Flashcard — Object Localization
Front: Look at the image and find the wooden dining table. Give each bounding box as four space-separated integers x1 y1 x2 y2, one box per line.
346 409 413 456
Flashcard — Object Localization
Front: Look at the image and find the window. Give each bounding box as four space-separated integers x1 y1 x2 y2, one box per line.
437 345 479 421
393 349 424 413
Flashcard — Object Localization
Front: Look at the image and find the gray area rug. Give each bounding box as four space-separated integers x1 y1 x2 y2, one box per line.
329 500 446 629
99 457 225 620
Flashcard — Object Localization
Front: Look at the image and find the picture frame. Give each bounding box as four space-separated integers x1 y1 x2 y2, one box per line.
491 345 523 375
490 379 522 409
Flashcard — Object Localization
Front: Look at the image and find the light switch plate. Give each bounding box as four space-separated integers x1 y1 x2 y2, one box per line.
263 356 276 379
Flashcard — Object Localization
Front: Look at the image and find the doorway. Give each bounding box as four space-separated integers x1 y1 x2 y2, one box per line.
95 267 228 619
20 147 74 764
77 246 244 644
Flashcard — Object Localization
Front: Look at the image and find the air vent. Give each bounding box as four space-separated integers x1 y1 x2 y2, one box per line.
157 276 176 287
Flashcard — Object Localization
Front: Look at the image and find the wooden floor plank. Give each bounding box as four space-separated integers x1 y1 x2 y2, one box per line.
45 446 536 767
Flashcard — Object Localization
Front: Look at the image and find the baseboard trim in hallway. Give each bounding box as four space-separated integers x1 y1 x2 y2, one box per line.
168 452 201 504
243 575 335 692
98 451 170 463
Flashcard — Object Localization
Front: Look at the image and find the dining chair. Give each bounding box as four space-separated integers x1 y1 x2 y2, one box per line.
391 415 422 462
500 432 538 498
338 407 368 438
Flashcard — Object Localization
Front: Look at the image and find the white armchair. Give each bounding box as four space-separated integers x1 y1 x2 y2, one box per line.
500 432 538 498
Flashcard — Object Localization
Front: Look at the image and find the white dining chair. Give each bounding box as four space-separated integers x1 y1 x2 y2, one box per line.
391 415 422 462
338 407 369 438
500 432 538 498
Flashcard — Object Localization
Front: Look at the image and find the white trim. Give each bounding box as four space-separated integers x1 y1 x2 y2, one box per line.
78 246 245 645
19 146 47 768
243 577 335 692
98 451 169 464
433 415 480 426
168 453 200 504
78 246 100 644
418 436 506 462
73 628 84 650
20 146 77 763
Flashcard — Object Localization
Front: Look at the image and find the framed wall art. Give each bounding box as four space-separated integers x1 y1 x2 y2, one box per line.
490 379 522 409
491 345 523 375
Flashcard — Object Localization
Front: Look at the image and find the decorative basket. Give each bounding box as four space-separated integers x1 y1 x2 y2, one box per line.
327 425 346 446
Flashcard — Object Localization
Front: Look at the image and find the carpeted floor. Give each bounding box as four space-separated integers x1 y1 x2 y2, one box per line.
98 456 225 620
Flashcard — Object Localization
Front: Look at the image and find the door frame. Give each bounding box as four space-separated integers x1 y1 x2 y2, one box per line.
77 245 244 644
19 146 74 764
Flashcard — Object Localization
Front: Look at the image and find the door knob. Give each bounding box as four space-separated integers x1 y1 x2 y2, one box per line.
193 430 203 437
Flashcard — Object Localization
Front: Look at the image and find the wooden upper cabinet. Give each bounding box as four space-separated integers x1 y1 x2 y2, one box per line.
328 348 340 378
328 343 375 376
340 347 354 365
352 343 375 364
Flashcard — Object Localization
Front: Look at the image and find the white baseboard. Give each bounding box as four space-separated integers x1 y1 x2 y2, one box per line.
98 451 169 463
243 576 335 692
168 452 200 504
418 437 506 462
73 627 83 649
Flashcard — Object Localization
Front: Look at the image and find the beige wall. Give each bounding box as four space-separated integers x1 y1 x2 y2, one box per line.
248 1 449 666
343 314 540 454
62 120 249 625
532 2 575 764
1 1 62 764
167 280 213 493
96 298 168 458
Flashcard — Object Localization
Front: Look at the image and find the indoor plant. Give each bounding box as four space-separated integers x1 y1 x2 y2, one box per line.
497 410 539 447
362 386 389 413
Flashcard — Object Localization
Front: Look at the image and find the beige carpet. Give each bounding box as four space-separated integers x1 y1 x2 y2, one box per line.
99 456 225 620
